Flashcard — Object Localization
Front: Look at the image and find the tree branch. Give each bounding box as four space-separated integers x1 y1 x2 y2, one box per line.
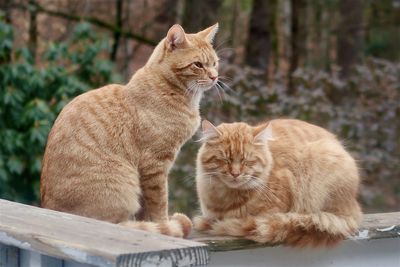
12 2 158 46
110 0 124 61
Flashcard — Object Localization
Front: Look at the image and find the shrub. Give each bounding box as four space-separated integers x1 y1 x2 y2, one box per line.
0 20 118 203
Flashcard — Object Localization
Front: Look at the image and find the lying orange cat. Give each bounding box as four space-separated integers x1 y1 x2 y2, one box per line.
195 119 362 247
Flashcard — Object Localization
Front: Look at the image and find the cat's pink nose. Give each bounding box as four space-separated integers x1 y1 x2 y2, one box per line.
230 171 240 178
209 75 218 81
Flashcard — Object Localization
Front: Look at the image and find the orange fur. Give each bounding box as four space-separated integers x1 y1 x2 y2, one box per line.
195 119 362 246
40 24 219 238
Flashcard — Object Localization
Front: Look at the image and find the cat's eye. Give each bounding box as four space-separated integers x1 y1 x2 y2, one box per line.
243 160 256 166
193 61 204 68
213 62 217 67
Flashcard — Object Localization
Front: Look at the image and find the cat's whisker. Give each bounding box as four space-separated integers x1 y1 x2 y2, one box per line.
202 172 216 176
214 38 231 52
218 75 233 82
255 183 284 204
218 80 238 96
214 84 224 103
216 47 235 60
216 47 235 54
252 186 273 203
185 83 197 97
182 175 196 186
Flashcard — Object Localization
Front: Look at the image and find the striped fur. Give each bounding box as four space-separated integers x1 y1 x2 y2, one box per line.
40 24 219 238
195 119 362 246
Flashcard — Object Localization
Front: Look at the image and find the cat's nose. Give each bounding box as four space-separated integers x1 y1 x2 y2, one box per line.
230 170 240 178
209 75 218 81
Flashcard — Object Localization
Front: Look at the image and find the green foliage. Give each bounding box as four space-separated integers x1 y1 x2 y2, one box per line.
0 20 117 203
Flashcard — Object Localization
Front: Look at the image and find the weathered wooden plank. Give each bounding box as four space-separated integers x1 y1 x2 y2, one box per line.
190 212 400 252
0 244 19 267
0 199 209 267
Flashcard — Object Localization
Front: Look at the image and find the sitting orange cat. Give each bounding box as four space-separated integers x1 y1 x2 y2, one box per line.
41 23 219 238
194 119 362 247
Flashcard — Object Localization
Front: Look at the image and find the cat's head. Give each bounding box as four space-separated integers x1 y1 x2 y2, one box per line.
147 24 219 92
197 120 274 190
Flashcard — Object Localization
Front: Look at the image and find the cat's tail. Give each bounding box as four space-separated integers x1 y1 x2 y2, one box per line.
120 213 192 238
197 212 361 247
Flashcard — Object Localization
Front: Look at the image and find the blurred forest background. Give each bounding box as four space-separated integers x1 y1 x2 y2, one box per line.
0 0 399 216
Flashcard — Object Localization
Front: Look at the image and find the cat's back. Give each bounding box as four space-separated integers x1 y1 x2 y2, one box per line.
267 119 355 174
269 119 336 145
44 84 136 154
41 84 139 210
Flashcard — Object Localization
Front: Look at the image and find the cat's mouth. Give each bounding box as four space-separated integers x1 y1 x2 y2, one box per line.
220 177 252 189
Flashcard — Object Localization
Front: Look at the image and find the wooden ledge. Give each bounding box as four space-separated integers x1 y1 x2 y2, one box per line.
0 199 208 267
1 199 399 266
189 212 400 252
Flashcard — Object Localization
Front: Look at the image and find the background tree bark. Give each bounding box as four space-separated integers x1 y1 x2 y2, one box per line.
288 0 306 93
245 0 277 79
337 0 363 78
182 0 221 32
28 0 38 63
0 0 13 63
154 0 179 40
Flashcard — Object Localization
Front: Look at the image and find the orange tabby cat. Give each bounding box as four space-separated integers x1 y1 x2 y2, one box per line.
195 119 362 247
40 23 220 238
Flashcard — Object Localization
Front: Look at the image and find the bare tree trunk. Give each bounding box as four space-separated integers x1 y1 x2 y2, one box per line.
288 0 306 94
28 0 38 63
337 0 363 78
245 0 277 80
0 0 13 63
14 1 157 46
154 0 178 40
229 0 239 47
182 0 220 32
110 0 123 61
0 0 12 23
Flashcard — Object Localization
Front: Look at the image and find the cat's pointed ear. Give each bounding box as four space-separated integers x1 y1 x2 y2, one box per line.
199 120 221 142
166 24 189 50
197 23 219 44
253 123 274 144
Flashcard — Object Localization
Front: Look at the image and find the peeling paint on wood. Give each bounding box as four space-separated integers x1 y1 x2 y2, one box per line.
376 225 395 232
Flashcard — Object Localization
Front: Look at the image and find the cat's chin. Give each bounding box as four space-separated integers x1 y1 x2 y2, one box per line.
203 80 218 91
219 178 254 190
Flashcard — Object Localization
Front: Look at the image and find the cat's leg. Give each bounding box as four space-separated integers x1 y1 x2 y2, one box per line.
137 150 193 236
139 173 168 222
139 151 177 222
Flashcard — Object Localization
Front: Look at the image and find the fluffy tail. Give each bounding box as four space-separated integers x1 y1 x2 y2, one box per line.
198 212 361 247
120 213 192 238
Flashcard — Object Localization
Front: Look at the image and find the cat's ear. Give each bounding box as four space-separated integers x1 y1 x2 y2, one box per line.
197 23 219 44
253 123 274 144
199 120 221 142
166 24 189 50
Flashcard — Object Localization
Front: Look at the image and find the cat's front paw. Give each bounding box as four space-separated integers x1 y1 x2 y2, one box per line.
170 213 193 238
193 215 216 231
